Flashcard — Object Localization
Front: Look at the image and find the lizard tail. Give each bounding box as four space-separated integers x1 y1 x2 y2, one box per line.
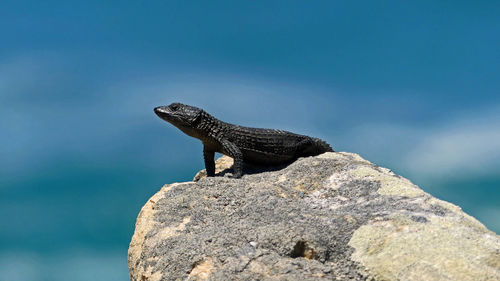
300 137 334 157
312 137 335 153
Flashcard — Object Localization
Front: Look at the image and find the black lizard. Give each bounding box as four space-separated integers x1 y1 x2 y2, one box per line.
154 103 334 178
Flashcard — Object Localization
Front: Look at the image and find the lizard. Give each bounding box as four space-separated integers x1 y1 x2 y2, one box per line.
154 102 334 178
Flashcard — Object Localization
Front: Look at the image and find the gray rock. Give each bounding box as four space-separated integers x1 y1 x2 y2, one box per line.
128 152 500 281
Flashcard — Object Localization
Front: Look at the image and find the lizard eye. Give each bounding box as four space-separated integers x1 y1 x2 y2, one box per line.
170 104 179 111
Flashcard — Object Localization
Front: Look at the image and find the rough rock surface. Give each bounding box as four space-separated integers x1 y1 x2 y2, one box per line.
129 152 500 281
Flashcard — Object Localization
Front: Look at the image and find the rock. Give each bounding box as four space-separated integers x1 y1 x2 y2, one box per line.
128 152 500 281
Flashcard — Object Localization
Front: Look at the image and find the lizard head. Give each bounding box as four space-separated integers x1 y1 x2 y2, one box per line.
154 103 203 129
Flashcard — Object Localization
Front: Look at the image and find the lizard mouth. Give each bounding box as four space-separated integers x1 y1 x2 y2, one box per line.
154 106 170 114
154 106 173 120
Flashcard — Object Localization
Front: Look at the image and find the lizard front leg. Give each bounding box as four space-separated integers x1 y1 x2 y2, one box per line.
203 146 215 177
220 139 243 178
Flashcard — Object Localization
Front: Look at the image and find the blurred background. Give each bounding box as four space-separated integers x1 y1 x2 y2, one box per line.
1 1 499 280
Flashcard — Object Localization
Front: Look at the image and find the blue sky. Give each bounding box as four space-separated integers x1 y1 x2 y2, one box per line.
1 1 499 280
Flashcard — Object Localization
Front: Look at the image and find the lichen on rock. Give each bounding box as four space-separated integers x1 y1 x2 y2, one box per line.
128 152 500 280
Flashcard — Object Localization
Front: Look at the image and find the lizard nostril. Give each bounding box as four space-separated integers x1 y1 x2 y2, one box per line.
154 107 167 115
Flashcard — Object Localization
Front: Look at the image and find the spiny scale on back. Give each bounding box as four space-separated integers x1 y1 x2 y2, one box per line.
154 102 334 178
